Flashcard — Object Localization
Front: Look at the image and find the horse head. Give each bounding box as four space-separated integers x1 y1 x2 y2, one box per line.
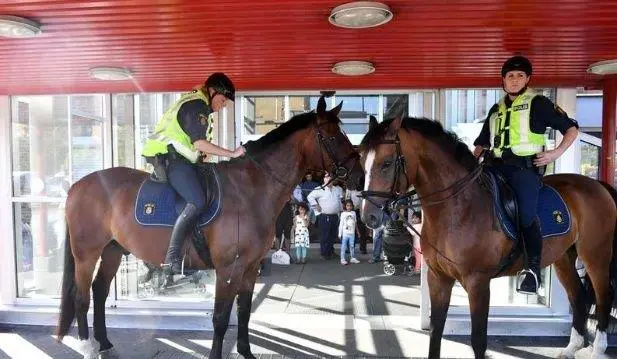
359 116 419 228
310 95 364 190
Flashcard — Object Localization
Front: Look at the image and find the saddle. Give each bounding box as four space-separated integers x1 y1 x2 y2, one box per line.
134 161 222 228
481 167 571 242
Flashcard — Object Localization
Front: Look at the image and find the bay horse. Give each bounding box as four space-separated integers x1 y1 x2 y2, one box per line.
55 96 362 359
360 116 617 359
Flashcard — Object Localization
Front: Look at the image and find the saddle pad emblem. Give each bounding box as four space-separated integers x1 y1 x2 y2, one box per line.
144 203 156 215
553 210 564 224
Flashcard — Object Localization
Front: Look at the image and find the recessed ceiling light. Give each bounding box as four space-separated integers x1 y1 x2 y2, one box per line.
332 61 375 76
587 60 617 76
0 15 42 38
329 1 393 29
89 67 134 81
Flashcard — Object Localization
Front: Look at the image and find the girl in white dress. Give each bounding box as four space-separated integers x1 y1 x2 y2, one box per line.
293 202 311 264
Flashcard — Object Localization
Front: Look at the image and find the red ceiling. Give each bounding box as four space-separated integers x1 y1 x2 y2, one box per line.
1 0 616 95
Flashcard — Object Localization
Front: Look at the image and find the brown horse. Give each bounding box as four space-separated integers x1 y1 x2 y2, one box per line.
360 116 617 359
55 96 363 359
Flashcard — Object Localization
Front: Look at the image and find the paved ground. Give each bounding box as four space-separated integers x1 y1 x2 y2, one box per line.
1 246 616 358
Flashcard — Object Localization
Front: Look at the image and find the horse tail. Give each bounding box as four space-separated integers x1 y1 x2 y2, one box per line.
598 180 617 309
56 220 76 340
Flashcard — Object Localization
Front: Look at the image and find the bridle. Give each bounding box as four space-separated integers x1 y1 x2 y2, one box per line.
245 119 360 187
360 135 484 226
314 121 360 184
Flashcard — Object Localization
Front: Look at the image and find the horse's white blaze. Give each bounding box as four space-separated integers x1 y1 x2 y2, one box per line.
361 149 376 215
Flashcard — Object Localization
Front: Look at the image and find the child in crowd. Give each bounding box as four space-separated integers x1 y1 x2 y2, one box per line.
293 202 311 264
338 200 360 265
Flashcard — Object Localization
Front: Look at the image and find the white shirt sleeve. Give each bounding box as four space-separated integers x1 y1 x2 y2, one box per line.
307 189 321 215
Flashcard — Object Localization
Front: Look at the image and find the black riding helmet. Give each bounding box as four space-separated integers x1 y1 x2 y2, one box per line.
501 56 532 77
205 72 235 102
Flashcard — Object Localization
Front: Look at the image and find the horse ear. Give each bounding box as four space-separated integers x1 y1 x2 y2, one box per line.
317 96 327 116
330 101 343 119
387 116 402 137
369 115 378 131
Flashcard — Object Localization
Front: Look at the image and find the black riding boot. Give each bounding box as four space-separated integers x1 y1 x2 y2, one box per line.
162 203 198 288
519 219 543 294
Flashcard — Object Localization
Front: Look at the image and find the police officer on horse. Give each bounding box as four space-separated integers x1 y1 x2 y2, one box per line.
142 73 246 287
473 56 579 294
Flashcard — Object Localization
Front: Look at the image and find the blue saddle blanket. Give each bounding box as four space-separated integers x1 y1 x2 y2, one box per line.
134 167 222 228
485 171 571 240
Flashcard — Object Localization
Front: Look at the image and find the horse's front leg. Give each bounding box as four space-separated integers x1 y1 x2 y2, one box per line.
236 265 260 359
209 274 239 359
427 267 455 359
465 275 491 359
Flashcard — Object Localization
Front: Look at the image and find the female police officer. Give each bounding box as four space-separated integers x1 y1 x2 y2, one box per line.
142 72 245 287
473 56 579 294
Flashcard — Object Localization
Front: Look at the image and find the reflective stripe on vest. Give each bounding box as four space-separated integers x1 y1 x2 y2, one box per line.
141 89 214 163
489 89 545 158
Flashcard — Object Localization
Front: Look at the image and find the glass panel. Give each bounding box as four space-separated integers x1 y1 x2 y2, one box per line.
70 95 105 182
445 89 503 128
383 94 409 119
15 202 65 298
112 94 135 168
289 96 328 117
135 93 183 169
336 95 378 135
580 141 600 179
12 96 70 197
409 92 435 118
115 254 215 301
242 96 285 137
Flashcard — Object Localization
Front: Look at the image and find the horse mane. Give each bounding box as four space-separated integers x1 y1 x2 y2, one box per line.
225 111 317 163
361 117 478 172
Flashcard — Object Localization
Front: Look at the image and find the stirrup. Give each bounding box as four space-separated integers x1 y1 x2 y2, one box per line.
516 269 539 295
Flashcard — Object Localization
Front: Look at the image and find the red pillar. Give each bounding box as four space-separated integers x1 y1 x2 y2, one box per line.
600 77 617 185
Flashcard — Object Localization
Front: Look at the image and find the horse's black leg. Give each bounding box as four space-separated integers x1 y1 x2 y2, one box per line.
209 277 237 359
92 243 123 356
427 267 455 359
466 276 491 359
237 269 258 359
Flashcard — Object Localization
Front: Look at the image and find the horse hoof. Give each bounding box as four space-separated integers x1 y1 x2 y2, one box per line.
573 346 609 359
98 347 119 359
79 338 98 359
559 344 583 358
239 352 256 359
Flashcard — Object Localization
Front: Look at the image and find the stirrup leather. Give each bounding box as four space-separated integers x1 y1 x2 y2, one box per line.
516 269 539 294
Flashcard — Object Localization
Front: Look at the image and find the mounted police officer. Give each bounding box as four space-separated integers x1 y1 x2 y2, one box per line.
142 72 245 287
473 56 579 294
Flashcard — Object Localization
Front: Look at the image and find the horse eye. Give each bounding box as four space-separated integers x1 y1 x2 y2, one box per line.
382 160 393 169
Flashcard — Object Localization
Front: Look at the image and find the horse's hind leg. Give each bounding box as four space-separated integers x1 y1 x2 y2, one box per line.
92 242 123 357
577 243 613 358
236 267 259 359
553 248 586 358
209 274 240 359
